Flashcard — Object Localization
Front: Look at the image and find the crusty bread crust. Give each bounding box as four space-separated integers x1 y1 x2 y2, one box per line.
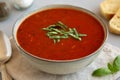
109 8 120 34
100 0 120 20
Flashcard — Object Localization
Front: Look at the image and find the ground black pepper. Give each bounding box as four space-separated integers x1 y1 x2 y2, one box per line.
0 2 10 21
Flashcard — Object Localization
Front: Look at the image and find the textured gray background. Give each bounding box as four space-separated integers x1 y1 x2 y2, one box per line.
0 0 120 80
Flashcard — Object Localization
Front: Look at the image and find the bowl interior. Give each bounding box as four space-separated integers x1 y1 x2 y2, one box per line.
13 5 108 62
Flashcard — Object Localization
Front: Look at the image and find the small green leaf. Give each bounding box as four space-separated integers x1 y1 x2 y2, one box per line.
48 24 56 29
78 34 87 37
69 28 74 33
49 35 61 39
68 33 81 40
92 68 111 77
55 21 68 30
48 32 58 35
113 55 120 71
53 39 57 44
73 28 79 37
107 63 118 73
57 39 60 43
60 35 68 39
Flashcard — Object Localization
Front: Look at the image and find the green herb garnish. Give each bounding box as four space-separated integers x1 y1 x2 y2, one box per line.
92 68 111 77
42 21 87 43
92 55 120 77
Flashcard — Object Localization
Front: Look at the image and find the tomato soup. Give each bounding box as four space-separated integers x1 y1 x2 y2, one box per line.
17 8 105 60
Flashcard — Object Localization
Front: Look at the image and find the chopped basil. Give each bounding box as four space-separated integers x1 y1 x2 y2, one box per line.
42 21 87 43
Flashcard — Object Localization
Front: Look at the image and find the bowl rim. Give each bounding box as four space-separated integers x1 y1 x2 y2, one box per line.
12 4 108 63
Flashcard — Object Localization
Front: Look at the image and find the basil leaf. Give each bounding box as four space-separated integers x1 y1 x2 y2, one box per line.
113 55 120 71
92 68 111 77
107 63 118 73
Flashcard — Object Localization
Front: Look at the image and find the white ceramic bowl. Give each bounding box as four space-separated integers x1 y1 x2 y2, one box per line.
13 5 108 74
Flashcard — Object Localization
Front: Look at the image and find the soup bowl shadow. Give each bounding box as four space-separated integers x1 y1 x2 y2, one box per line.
12 4 108 74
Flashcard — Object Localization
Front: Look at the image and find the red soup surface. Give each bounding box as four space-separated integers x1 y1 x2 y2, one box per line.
17 8 105 60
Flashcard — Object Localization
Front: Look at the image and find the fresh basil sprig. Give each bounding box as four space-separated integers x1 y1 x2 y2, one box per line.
42 21 87 43
92 55 120 77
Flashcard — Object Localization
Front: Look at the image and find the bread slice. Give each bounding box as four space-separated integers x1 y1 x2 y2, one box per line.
109 8 120 34
100 0 120 20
